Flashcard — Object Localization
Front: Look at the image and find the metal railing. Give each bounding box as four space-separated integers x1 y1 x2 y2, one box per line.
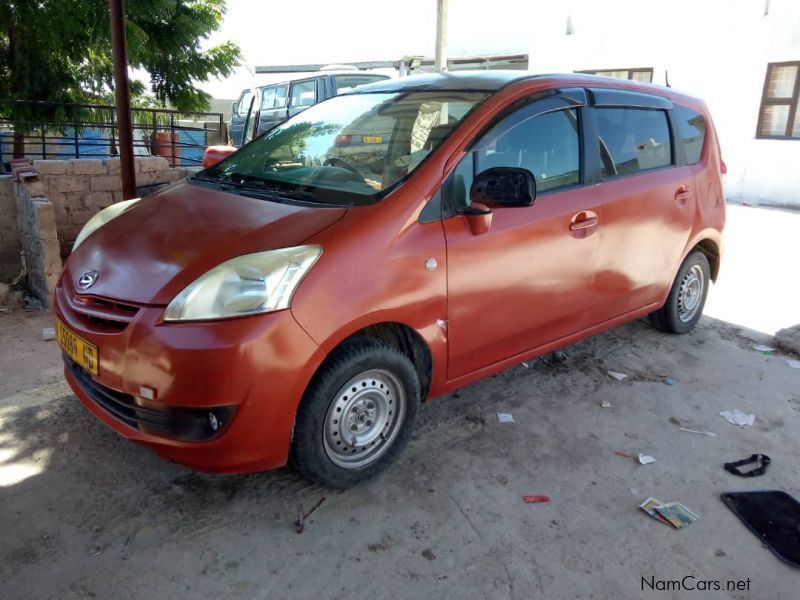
0 100 226 167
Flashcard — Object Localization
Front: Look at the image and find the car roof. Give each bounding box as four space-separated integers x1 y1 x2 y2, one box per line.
345 70 697 104
240 72 389 95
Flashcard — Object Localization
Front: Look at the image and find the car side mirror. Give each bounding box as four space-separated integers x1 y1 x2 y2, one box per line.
469 167 536 208
231 101 239 114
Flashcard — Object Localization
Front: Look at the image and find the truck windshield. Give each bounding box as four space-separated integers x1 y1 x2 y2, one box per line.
197 91 490 206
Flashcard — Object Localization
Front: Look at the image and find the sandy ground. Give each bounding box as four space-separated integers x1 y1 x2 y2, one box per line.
1 204 799 600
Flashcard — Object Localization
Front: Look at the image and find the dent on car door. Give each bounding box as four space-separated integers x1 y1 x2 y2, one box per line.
443 95 605 380
586 95 696 320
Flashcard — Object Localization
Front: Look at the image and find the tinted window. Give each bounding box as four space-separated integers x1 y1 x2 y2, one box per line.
596 108 671 177
290 80 317 107
673 105 706 165
237 91 253 116
475 109 580 193
260 87 276 110
334 75 388 94
274 85 288 109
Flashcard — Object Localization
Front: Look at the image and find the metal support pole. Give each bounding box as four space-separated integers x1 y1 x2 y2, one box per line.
434 0 448 72
109 0 136 199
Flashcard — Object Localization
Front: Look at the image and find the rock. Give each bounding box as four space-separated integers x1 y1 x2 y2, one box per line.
7 290 24 308
775 325 800 356
0 282 10 306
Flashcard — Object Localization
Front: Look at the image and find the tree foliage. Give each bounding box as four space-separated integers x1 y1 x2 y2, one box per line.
0 0 241 128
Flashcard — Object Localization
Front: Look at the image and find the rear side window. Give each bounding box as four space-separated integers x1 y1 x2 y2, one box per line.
673 105 706 165
274 85 288 109
290 80 317 107
260 87 277 109
595 108 672 177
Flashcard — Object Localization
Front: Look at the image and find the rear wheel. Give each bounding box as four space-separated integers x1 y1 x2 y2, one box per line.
291 338 420 488
650 250 711 334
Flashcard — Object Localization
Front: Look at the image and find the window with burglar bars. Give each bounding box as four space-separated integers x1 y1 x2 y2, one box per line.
576 68 653 83
757 61 800 139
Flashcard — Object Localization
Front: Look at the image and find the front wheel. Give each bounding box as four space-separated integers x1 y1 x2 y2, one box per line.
650 250 711 334
291 339 420 488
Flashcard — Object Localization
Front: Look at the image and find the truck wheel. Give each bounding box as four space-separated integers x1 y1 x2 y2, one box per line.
650 250 711 334
291 338 420 488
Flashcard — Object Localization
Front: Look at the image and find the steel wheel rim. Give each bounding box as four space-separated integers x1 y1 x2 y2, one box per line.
677 264 704 322
323 369 406 469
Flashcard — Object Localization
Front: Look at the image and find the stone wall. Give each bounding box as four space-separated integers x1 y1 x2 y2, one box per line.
15 183 61 306
0 175 21 281
32 157 191 257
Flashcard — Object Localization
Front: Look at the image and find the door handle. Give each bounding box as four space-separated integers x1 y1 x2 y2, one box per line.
569 211 599 238
569 216 598 231
675 185 692 204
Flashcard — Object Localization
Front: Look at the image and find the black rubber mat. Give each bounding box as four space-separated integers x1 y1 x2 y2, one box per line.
721 491 800 569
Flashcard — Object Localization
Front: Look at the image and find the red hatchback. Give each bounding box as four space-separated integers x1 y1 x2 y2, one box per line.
55 72 725 487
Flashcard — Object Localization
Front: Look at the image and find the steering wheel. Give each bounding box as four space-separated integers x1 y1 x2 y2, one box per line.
323 158 367 184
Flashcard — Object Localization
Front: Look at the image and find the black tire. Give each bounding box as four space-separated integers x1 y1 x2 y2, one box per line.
650 250 711 334
291 338 420 488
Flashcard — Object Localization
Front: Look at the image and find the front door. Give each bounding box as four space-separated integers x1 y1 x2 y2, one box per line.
444 98 603 379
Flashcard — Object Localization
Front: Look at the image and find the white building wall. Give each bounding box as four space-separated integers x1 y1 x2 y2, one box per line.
528 0 800 206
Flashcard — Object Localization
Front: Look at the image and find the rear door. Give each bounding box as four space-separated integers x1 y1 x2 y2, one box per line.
444 91 605 379
230 89 254 145
586 88 696 320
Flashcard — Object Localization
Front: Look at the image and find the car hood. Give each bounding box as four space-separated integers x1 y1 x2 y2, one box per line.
66 180 347 305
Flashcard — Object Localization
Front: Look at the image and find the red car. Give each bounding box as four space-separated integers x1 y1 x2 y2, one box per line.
55 72 725 487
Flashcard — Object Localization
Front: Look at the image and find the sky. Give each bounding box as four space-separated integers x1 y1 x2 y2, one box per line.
195 0 534 99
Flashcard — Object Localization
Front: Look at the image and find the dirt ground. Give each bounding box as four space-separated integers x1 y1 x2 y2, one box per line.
1 204 799 600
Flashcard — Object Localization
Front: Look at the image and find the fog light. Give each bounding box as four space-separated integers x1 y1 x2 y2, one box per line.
208 412 220 431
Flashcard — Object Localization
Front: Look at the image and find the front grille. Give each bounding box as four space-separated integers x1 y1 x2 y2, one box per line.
65 356 170 433
61 287 141 333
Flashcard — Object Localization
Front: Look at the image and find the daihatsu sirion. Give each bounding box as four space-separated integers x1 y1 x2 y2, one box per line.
55 72 725 488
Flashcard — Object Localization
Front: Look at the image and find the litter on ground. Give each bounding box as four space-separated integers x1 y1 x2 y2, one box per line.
678 427 717 437
786 359 800 369
638 453 657 465
523 495 550 504
496 412 515 423
753 343 776 353
639 497 699 529
606 370 627 381
600 400 612 408
719 409 755 427
41 327 55 341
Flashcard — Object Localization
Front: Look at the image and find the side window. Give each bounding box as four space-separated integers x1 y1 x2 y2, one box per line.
290 80 317 107
475 108 580 193
595 108 672 177
274 85 288 109
673 105 706 165
260 87 277 110
448 107 581 212
237 91 253 116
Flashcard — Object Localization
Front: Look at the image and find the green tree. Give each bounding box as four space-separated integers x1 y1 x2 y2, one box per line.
0 0 241 155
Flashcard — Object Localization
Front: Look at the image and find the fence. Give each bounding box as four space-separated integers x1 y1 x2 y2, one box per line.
0 100 226 167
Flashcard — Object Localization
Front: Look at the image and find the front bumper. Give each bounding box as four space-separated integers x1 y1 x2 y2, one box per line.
55 269 319 474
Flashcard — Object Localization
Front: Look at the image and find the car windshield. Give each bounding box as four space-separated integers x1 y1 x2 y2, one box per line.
198 91 490 205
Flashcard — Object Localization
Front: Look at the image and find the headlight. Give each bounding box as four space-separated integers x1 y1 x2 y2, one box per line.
163 245 322 321
73 198 141 250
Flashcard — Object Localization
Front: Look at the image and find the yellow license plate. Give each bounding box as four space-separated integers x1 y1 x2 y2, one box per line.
56 318 99 375
362 135 383 144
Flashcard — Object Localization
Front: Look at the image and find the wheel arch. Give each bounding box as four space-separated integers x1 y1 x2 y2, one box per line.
308 321 435 403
